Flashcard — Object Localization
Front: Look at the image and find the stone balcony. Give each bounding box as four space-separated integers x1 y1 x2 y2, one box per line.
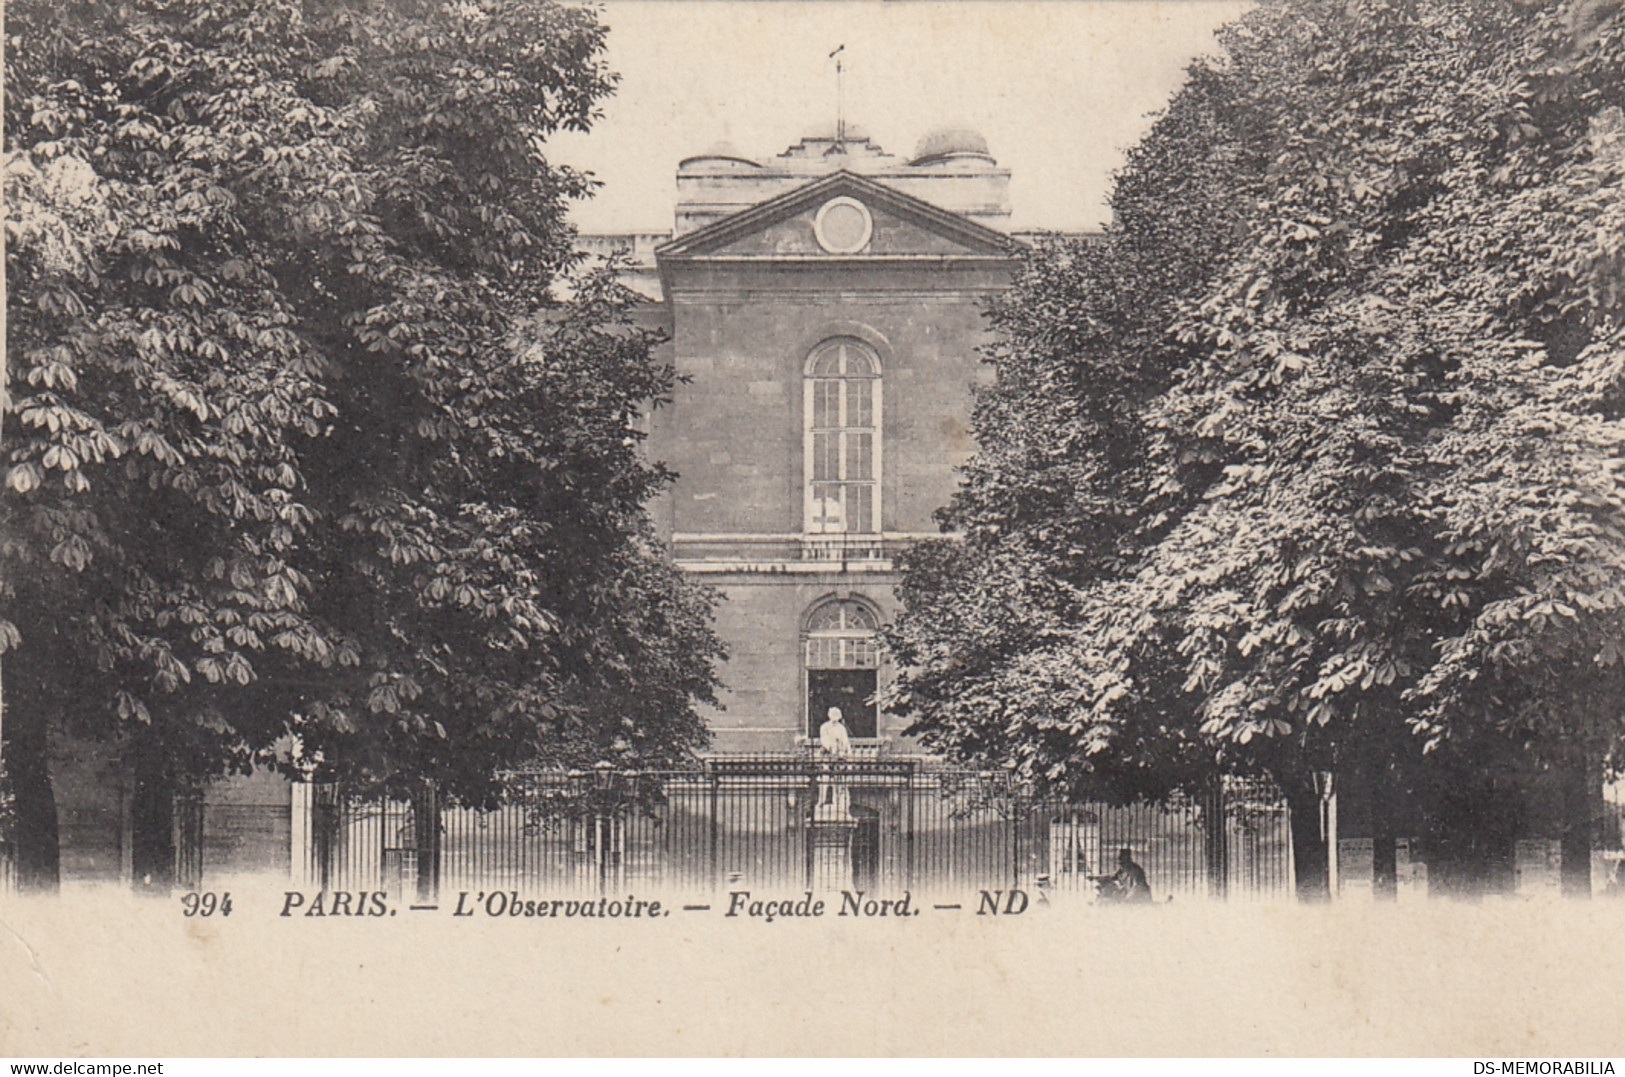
670 531 956 574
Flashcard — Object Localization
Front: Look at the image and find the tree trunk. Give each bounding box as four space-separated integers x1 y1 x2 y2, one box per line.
130 733 175 894
1370 760 1398 902
2 688 61 892
412 782 440 903
1282 776 1330 902
1203 776 1229 900
1558 762 1593 900
1371 823 1399 901
312 784 340 891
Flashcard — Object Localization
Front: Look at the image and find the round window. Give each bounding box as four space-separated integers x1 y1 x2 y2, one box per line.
813 197 873 254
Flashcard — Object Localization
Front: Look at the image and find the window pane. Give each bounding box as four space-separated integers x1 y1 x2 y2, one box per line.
807 605 842 633
848 433 871 481
805 600 882 670
813 380 839 428
849 483 873 534
804 639 880 671
813 432 837 481
849 379 872 428
844 604 879 632
811 483 845 531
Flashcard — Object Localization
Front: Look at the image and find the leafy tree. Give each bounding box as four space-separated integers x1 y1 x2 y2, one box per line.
2 0 722 892
890 62 1270 804
889 0 1625 899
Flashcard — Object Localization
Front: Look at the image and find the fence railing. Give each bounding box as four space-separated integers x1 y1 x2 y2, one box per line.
296 760 1294 901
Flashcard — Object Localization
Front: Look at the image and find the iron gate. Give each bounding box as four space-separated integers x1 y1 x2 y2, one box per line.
300 761 1293 900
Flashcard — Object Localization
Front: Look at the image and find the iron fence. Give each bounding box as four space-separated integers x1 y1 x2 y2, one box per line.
299 760 1294 901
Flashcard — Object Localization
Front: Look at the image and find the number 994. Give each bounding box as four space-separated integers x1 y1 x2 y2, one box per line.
180 892 232 917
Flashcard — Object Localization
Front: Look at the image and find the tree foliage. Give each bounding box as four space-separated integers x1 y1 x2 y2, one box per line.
3 0 722 886
889 0 1625 890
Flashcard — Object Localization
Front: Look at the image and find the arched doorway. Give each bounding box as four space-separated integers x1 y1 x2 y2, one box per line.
803 597 880 740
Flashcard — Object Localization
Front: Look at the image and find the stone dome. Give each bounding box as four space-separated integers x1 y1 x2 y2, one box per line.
911 127 992 164
677 141 762 170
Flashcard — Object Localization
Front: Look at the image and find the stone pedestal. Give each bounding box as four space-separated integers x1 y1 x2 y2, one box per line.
809 818 857 893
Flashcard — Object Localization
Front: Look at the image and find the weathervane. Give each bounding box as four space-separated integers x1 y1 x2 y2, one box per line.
829 44 846 154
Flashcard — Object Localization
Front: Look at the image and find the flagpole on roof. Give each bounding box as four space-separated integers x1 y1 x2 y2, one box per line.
830 44 846 152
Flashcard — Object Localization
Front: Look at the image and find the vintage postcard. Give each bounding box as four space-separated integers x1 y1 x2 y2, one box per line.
3 0 1625 1058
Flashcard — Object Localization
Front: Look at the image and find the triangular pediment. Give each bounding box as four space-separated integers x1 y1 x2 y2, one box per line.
656 171 1021 262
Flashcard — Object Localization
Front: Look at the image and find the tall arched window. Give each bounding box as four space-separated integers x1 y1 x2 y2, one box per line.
804 597 881 738
804 338 881 535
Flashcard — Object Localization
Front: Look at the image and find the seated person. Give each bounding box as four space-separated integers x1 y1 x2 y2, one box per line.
1094 846 1153 903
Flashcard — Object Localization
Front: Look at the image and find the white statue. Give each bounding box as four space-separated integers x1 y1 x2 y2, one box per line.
816 706 853 819
818 706 852 756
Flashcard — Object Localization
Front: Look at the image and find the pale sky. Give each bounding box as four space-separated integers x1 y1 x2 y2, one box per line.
547 0 1253 234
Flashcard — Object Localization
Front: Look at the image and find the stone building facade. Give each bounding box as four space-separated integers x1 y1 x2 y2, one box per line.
588 127 1025 754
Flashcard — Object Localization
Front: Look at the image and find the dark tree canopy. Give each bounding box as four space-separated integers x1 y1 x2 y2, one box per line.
3 0 723 888
888 0 1625 894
